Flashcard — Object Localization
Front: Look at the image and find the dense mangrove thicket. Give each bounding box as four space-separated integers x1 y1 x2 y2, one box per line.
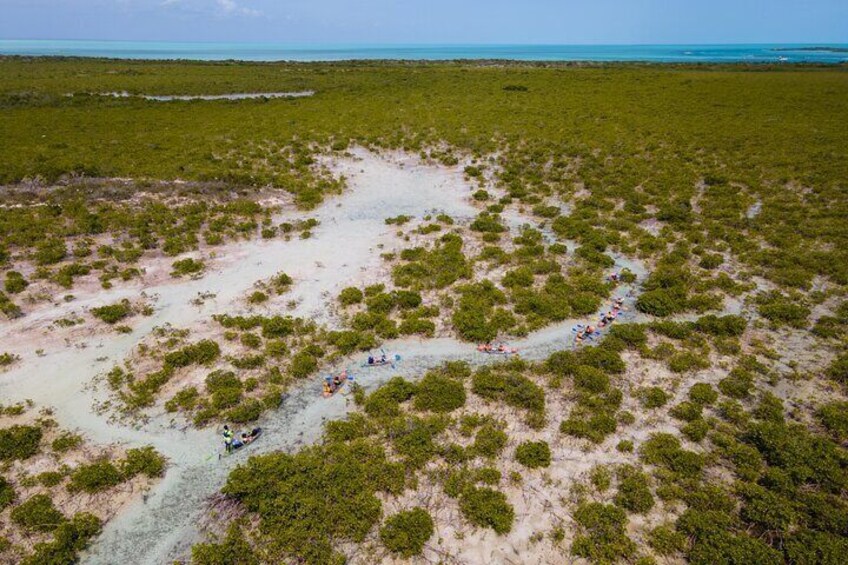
1 60 847 296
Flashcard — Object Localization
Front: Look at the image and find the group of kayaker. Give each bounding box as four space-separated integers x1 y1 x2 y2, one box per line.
575 296 627 344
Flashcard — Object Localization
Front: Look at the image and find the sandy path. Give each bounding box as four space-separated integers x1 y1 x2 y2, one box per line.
1 148 651 564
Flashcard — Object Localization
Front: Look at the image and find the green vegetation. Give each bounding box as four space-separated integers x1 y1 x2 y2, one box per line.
222 441 403 564
458 487 515 534
11 494 65 533
0 424 42 461
90 300 133 324
379 508 434 557
5 58 848 564
572 502 635 562
171 257 205 277
514 440 551 469
67 446 165 493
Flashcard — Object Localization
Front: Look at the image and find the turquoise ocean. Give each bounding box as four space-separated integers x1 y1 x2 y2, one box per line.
1 40 847 63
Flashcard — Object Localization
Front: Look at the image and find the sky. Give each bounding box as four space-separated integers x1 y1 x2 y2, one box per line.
0 0 846 44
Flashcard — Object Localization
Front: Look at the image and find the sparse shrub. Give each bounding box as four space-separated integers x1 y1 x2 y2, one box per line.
34 238 67 265
755 291 810 328
247 291 268 304
572 502 636 562
617 440 634 453
364 377 416 418
640 433 704 478
668 351 710 373
826 353 848 386
670 401 702 422
694 314 746 337
472 424 508 458
639 387 669 409
171 257 205 277
614 465 654 514
51 431 82 453
122 446 166 478
11 494 65 532
0 424 42 461
648 524 686 556
682 419 709 442
222 440 403 564
164 339 220 368
67 460 123 493
191 523 258 565
413 372 466 413
0 476 15 510
688 383 718 405
515 441 551 469
90 300 132 324
380 508 434 557
4 271 28 294
608 324 647 348
574 365 610 393
338 286 363 306
226 400 264 423
718 367 754 398
459 487 514 534
816 401 848 440
590 465 612 492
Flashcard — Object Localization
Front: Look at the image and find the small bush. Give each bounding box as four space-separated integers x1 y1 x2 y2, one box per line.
648 524 686 556
574 365 610 393
572 502 636 562
90 300 132 324
51 431 83 453
670 401 703 422
338 287 363 306
122 446 166 478
826 353 848 386
164 339 220 368
614 466 654 514
171 257 205 277
472 424 508 458
682 419 710 442
227 400 264 423
718 367 754 398
639 387 669 409
4 271 28 294
0 424 42 461
640 433 704 478
0 476 15 510
413 372 466 413
11 494 65 532
688 383 718 406
515 441 551 469
380 508 434 557
459 487 514 534
816 401 848 440
67 460 123 493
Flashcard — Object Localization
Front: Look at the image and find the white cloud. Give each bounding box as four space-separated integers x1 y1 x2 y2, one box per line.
216 0 261 17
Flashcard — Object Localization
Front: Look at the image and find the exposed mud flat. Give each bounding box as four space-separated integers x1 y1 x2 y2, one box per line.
79 91 315 101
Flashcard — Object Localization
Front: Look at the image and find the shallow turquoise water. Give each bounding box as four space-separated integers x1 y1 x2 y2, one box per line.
1 41 847 63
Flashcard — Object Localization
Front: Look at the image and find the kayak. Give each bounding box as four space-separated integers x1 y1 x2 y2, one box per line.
221 427 262 457
322 372 348 397
361 359 391 368
477 345 519 355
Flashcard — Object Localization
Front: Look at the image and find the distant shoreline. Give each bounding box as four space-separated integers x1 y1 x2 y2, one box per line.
1 41 847 64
